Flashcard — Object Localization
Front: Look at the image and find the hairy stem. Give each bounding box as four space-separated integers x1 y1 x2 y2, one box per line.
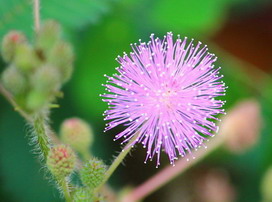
33 114 51 159
60 179 72 202
0 84 118 199
0 84 31 122
121 134 225 202
0 84 51 159
33 0 40 32
95 133 140 193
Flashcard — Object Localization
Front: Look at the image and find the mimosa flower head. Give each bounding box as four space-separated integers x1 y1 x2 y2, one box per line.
102 32 226 167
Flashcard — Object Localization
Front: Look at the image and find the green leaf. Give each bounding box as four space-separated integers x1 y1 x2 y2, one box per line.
147 0 230 36
70 15 137 123
0 0 114 39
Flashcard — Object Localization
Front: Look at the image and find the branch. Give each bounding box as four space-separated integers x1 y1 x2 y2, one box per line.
33 0 40 32
121 134 225 202
0 83 117 200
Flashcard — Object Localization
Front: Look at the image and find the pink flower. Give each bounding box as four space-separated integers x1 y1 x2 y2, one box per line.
102 32 226 166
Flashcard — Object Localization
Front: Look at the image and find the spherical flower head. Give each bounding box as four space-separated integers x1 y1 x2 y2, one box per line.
60 118 93 154
102 32 226 167
47 145 76 179
221 99 261 153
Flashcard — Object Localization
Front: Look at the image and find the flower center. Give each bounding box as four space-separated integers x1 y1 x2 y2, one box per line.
156 88 177 109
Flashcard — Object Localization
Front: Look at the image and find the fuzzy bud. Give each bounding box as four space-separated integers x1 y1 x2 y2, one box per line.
1 31 26 62
261 167 272 202
14 43 40 72
35 20 61 53
31 65 61 92
1 65 27 95
194 169 236 202
25 90 48 111
60 118 93 155
47 145 76 179
47 41 74 82
80 158 107 189
73 188 93 202
220 99 262 153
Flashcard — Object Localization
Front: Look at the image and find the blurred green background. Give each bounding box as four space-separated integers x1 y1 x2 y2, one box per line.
0 0 272 201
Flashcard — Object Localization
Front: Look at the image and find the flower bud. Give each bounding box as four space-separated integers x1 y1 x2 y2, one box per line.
47 145 76 179
1 65 27 96
14 43 40 72
47 41 74 82
73 188 93 202
1 31 26 62
80 158 107 189
60 118 93 156
31 65 61 92
220 99 262 153
261 167 272 202
25 90 48 112
194 169 236 202
35 20 61 53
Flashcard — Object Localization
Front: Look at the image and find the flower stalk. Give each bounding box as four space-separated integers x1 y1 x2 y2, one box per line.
33 0 40 32
95 132 140 193
121 134 226 202
33 114 51 159
59 179 72 202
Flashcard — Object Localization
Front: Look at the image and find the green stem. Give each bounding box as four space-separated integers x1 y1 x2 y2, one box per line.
60 179 72 202
0 83 117 200
95 133 140 193
33 0 40 32
33 114 51 159
0 84 51 159
0 84 31 122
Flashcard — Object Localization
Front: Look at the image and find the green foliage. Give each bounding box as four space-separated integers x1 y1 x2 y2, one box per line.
71 13 137 123
147 0 229 36
0 0 115 39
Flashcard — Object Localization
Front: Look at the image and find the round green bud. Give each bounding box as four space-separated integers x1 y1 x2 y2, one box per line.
73 188 94 202
31 65 61 92
261 167 272 202
1 31 26 62
80 158 107 189
47 145 76 179
35 20 61 53
60 118 93 155
25 90 48 112
14 43 40 72
47 41 74 82
1 65 27 96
